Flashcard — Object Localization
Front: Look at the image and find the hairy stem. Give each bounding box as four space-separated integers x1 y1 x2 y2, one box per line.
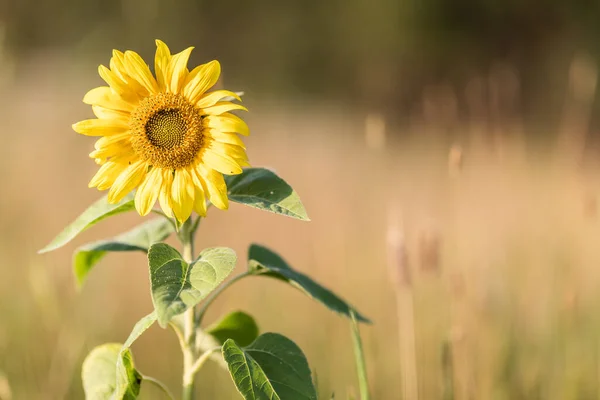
143 375 176 400
196 271 252 325
181 224 196 400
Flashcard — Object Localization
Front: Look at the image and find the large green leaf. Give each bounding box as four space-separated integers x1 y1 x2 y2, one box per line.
149 244 237 327
225 168 309 221
206 311 259 347
248 244 370 323
73 219 174 287
39 194 135 254
222 333 317 400
81 343 141 400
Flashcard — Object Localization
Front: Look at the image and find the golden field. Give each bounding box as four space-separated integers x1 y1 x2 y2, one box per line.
2 54 600 400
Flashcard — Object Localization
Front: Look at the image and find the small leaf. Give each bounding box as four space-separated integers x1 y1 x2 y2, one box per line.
222 333 317 400
249 244 370 323
115 312 157 399
73 218 174 287
39 194 135 254
121 312 157 350
82 343 141 400
225 168 309 221
149 244 236 327
206 311 259 347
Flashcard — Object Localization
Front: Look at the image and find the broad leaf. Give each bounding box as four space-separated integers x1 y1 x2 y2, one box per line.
225 168 309 221
82 343 141 400
206 311 259 347
223 333 317 400
39 194 135 254
115 312 157 399
249 244 370 323
73 219 174 287
149 244 236 327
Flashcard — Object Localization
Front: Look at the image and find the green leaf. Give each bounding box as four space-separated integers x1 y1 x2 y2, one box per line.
73 218 174 287
149 244 237 327
39 194 135 254
81 343 141 400
222 333 317 400
248 244 370 323
115 312 157 399
206 311 259 347
225 168 309 221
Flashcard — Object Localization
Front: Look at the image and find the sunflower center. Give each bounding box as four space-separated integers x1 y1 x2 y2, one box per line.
130 93 205 169
145 109 187 149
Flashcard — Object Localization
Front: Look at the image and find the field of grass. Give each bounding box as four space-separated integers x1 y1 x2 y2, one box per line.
2 57 600 400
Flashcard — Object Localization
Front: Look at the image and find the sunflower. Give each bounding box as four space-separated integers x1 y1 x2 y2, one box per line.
73 40 250 223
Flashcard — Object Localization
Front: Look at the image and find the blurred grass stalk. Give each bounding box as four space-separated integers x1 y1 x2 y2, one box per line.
350 310 370 400
387 216 419 400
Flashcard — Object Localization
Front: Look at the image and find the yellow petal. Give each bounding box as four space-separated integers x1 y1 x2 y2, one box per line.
94 132 132 151
171 168 195 223
201 102 247 116
169 46 194 94
89 161 127 190
159 169 174 218
207 141 248 161
189 167 207 217
72 119 129 136
89 143 133 160
196 90 240 109
154 40 172 91
98 65 127 95
203 113 250 136
201 149 243 175
123 51 158 94
196 164 229 210
92 105 130 121
110 50 128 80
83 86 135 112
134 167 163 216
107 161 147 203
111 50 149 97
182 60 220 104
205 129 246 149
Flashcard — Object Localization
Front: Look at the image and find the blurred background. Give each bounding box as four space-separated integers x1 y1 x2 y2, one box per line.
3 0 600 399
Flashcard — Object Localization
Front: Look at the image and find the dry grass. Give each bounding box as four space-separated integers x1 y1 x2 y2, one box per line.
2 56 600 399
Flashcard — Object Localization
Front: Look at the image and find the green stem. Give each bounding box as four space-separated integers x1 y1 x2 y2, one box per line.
196 271 252 325
143 375 176 400
181 226 196 400
188 347 221 379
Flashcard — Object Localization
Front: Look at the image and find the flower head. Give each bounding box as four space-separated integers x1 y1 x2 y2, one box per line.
73 40 250 222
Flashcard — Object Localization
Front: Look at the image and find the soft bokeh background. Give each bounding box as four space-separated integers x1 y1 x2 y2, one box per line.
3 1 600 399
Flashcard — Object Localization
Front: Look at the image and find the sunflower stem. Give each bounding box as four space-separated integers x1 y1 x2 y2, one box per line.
181 222 197 400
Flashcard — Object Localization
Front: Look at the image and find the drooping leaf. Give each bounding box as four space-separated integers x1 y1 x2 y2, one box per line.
39 194 135 254
149 244 236 327
222 333 317 400
248 244 370 323
73 218 174 287
225 168 309 221
206 311 259 347
81 343 141 400
115 312 157 399
121 312 157 351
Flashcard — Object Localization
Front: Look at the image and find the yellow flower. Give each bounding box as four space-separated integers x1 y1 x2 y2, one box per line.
73 40 250 223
